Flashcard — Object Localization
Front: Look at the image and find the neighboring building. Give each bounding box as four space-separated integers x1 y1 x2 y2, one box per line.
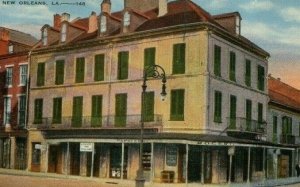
0 27 37 169
27 0 294 185
267 76 300 179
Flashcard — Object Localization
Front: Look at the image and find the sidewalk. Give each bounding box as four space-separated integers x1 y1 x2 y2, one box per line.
0 168 300 187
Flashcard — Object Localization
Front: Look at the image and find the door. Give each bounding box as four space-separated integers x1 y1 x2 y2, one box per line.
70 143 80 175
188 147 201 182
204 151 212 183
48 145 59 173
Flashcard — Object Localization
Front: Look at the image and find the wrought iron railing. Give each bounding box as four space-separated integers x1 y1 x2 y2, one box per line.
31 115 162 129
227 117 266 134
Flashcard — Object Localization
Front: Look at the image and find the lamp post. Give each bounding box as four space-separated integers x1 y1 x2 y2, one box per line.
136 65 167 187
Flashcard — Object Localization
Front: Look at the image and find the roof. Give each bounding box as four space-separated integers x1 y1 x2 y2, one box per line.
0 27 38 46
268 76 300 111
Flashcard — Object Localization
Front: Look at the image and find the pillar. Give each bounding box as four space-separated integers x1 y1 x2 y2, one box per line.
247 147 251 183
201 148 204 184
150 142 154 182
80 152 88 176
263 148 266 180
185 144 189 185
9 137 16 169
121 142 124 180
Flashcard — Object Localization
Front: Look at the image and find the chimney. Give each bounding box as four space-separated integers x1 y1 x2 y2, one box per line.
61 12 70 22
0 28 9 41
88 11 98 33
53 14 62 29
158 0 168 17
124 0 158 12
101 0 111 14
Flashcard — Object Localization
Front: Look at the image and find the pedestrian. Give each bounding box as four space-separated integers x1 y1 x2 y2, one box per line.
295 164 300 177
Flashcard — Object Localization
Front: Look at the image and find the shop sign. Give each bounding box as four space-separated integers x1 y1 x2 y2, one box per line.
166 145 177 166
80 143 94 152
228 146 235 155
35 144 42 150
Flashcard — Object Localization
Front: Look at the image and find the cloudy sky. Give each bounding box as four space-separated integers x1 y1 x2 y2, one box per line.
1 0 299 89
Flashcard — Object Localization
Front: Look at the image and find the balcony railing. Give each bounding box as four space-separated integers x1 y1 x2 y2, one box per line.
280 134 295 144
227 117 266 134
31 115 163 130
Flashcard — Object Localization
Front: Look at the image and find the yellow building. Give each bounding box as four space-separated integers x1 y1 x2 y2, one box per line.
27 0 292 185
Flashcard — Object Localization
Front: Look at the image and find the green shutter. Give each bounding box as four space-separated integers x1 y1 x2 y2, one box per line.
72 96 83 127
229 52 236 81
37 63 45 86
258 103 263 123
91 95 103 127
246 99 252 130
245 59 251 86
118 52 129 80
55 60 64 85
229 95 236 128
172 43 185 74
257 65 265 91
214 91 222 123
34 99 43 124
170 89 185 121
52 97 62 124
144 48 156 77
273 116 278 142
115 94 127 127
214 45 221 77
75 58 85 83
94 54 105 81
142 92 154 122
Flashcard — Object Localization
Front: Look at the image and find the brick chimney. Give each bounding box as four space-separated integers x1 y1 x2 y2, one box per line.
101 0 111 14
53 14 62 29
88 11 98 33
0 28 9 41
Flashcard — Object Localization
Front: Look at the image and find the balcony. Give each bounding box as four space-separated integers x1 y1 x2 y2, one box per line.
31 115 163 130
280 134 296 144
226 117 266 140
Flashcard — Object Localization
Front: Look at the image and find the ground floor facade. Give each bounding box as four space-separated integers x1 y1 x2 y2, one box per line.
26 130 298 184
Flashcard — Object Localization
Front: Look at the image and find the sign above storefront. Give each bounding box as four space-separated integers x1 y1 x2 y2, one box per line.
80 143 94 152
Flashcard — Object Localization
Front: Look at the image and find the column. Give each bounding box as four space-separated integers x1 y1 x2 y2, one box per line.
121 142 124 180
9 136 16 169
263 147 266 180
247 147 251 183
201 147 204 184
185 144 189 185
65 142 70 175
90 143 95 178
292 150 295 177
80 152 87 176
150 142 154 182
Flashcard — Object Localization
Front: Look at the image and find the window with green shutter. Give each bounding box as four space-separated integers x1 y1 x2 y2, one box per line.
282 116 292 135
52 97 62 124
172 43 185 74
142 92 154 122
36 63 45 86
229 95 236 128
75 57 85 83
117 51 129 80
214 45 221 77
214 91 222 123
229 51 236 81
258 103 263 123
91 95 103 127
144 48 155 77
55 60 64 85
273 116 278 142
115 94 127 127
246 99 252 130
245 59 251 87
94 54 105 81
257 65 265 91
170 89 185 121
34 99 43 124
72 96 83 127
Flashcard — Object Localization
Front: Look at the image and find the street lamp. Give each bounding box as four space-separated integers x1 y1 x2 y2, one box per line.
136 65 167 187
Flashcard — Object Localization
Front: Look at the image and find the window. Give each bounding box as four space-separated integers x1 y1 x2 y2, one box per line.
170 89 185 121
124 11 130 27
142 92 155 122
42 29 47 46
115 94 127 127
72 96 83 127
257 65 265 91
246 99 252 129
258 103 263 123
229 51 236 81
5 67 13 87
75 57 85 83
19 65 28 86
214 91 222 123
94 54 105 81
245 59 251 87
3 97 11 125
55 60 64 85
282 116 292 135
229 95 236 128
214 45 221 77
273 116 278 142
8 44 13 54
61 23 67 42
117 51 129 80
36 63 45 86
100 15 107 33
18 95 26 127
91 95 103 127
52 97 62 124
144 47 155 76
172 43 185 74
34 99 43 124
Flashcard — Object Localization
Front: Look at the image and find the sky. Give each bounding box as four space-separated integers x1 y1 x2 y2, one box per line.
0 0 299 89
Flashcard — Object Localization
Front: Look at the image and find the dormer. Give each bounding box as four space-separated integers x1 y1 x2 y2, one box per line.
123 11 131 33
8 43 13 54
121 9 149 34
99 15 107 34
